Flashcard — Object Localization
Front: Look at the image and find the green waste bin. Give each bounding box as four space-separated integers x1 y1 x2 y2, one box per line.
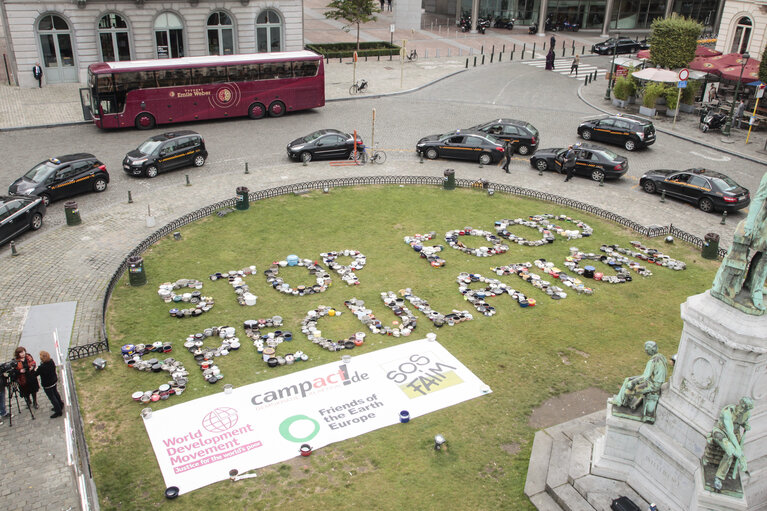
236 186 250 210
64 201 82 226
702 233 720 260
443 169 455 190
128 256 147 286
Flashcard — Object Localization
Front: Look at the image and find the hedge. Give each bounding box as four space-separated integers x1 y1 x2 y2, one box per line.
306 41 401 59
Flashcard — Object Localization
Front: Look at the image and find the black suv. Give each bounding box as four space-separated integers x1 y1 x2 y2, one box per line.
8 154 108 207
577 115 655 151
123 131 207 178
0 195 46 245
468 119 540 155
591 37 647 55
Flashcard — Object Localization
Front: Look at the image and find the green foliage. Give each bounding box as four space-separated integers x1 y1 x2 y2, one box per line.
647 15 702 69
305 41 399 59
760 43 767 83
324 0 380 50
642 81 667 108
613 77 633 100
681 80 701 104
665 86 680 110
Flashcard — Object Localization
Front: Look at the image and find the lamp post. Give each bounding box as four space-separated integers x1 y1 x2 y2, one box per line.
722 52 750 137
604 34 619 100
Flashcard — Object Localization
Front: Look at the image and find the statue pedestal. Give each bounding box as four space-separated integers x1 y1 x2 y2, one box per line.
593 291 767 510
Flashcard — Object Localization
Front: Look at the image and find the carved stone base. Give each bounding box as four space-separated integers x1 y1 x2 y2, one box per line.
611 402 655 423
710 288 766 316
701 461 744 497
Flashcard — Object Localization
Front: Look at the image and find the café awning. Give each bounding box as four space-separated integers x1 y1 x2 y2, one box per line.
631 67 679 82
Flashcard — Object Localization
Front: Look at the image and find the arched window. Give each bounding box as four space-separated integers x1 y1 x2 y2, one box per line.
37 14 76 83
256 10 282 53
154 12 184 59
207 11 235 55
730 17 752 54
98 14 131 62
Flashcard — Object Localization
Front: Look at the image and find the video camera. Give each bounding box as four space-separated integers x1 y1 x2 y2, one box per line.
0 360 18 381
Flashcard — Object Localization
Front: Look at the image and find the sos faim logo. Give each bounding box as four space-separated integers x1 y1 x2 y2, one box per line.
217 87 233 103
202 407 239 433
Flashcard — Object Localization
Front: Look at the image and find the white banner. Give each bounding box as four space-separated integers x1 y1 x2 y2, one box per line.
143 338 490 494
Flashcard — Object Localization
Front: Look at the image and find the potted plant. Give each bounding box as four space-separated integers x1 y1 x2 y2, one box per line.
612 77 631 108
624 67 638 103
679 80 700 113
665 86 679 117
639 82 664 117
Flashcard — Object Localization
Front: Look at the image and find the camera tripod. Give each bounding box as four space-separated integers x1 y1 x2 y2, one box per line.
4 377 35 426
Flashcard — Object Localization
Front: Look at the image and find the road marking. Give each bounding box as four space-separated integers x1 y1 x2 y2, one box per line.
690 151 731 162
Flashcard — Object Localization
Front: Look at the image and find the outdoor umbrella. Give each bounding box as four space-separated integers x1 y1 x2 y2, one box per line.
689 52 746 74
632 67 679 83
719 59 761 83
636 45 721 61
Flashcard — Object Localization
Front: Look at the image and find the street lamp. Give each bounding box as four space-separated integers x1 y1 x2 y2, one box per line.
722 52 750 137
604 34 619 100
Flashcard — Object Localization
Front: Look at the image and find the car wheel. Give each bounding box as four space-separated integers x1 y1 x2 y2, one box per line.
93 178 108 192
135 113 155 130
425 148 438 160
248 102 266 119
535 159 548 171
301 152 312 163
517 144 530 155
40 194 51 207
699 197 715 213
479 153 492 166
146 166 159 178
268 101 285 117
30 213 43 230
581 129 593 140
193 155 206 167
642 180 657 194
624 139 637 151
591 169 605 182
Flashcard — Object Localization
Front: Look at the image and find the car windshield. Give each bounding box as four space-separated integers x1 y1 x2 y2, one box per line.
603 38 616 45
439 132 458 141
598 148 619 159
303 130 326 143
711 176 739 191
485 134 501 144
23 161 56 183
137 139 164 155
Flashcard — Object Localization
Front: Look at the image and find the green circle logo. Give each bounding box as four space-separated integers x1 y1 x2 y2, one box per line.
279 414 320 443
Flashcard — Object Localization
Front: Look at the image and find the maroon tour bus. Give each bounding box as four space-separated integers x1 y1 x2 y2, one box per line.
87 51 325 129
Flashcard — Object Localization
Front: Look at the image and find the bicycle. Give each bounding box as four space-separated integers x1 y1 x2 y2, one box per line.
349 79 368 95
406 49 418 61
348 144 386 164
366 144 387 164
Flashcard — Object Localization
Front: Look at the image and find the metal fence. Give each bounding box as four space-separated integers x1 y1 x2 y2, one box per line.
71 175 724 360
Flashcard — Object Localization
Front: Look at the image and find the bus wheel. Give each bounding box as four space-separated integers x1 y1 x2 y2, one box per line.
248 102 266 119
268 101 285 117
135 113 155 130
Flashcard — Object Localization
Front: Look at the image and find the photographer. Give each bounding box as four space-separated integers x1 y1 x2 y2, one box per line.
37 351 64 418
0 370 8 423
14 346 39 409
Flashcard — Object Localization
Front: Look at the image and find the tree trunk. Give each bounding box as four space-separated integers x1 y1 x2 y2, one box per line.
356 22 361 51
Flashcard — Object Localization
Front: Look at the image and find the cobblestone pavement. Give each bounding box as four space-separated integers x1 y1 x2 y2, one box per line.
1 9 766 511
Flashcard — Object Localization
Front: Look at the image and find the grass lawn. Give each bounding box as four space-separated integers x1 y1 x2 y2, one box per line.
72 185 719 510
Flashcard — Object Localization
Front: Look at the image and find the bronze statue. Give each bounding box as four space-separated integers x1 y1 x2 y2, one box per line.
609 341 668 423
712 172 767 315
705 397 753 492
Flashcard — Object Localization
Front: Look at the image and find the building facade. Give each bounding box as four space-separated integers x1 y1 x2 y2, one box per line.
0 0 304 87
716 0 766 60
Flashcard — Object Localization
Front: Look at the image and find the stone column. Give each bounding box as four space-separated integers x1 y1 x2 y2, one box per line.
664 0 674 19
601 0 614 37
470 0 479 33
537 0 547 36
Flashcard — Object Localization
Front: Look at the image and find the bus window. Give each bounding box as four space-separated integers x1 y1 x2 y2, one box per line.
190 66 228 85
137 71 157 89
276 62 293 78
97 75 114 93
261 63 279 79
294 61 318 77
227 65 250 82
248 63 261 80
157 68 191 87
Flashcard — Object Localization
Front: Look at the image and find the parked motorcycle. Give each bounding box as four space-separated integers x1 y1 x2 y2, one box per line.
528 24 538 34
493 17 515 29
700 109 727 133
477 18 491 34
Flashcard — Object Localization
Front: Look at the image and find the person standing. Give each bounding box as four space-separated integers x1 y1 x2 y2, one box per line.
550 34 556 50
386 0 392 11
33 62 43 88
545 49 555 71
501 140 514 173
14 346 39 409
734 99 745 129
37 351 64 418
563 145 577 182
379 0 384 10
570 54 580 75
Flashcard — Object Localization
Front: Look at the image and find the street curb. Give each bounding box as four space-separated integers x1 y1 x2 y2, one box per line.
576 84 767 166
327 67 467 102
0 120 91 132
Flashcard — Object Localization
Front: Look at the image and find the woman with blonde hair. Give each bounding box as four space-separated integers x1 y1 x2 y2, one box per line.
37 351 64 418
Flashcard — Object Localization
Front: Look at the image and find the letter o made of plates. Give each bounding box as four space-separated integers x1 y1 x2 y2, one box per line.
265 258 331 296
159 279 214 318
445 227 508 256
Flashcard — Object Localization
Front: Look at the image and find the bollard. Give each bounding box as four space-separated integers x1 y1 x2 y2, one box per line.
533 42 536 55
443 169 456 190
522 43 526 59
561 41 565 57
236 186 250 211
543 42 546 51
513 43 516 52
571 41 575 56
10 240 19 257
660 190 666 203
538 166 543 176
502 44 505 52
465 58 469 68
128 190 133 204
510 51 514 60
481 45 484 54
245 162 249 174
479 158 483 169
585 77 588 86
64 201 82 226
721 210 727 225
582 45 585 54
593 70 597 81
491 45 494 54
185 174 191 186
490 53 494 63
481 55 485 65
128 255 147 286
498 52 502 62
420 152 424 164
599 175 604 187
473 56 477 67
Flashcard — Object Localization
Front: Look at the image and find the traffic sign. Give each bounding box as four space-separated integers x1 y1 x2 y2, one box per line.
758 84 765 99
678 68 689 81
677 80 687 88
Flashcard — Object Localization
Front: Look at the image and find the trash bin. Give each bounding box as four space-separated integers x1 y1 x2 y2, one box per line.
702 233 720 260
64 201 82 226
128 256 147 286
443 169 455 190
236 186 249 211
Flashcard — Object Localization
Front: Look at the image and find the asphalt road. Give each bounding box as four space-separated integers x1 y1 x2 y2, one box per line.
2 60 762 247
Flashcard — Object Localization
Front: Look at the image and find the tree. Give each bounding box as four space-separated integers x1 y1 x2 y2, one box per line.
759 43 767 83
324 0 380 51
647 15 702 69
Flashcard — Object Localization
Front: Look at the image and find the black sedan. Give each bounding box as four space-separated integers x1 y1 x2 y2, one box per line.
416 130 505 165
639 168 750 213
9 154 109 207
287 129 364 163
0 195 46 245
468 119 540 155
592 37 647 55
529 143 628 181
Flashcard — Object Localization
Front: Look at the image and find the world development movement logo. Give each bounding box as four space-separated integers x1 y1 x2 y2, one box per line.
202 407 239 433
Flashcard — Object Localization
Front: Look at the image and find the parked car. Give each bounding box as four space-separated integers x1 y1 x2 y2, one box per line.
416 130 505 165
577 115 655 151
639 168 750 213
8 154 108 207
286 129 364 163
123 130 207 178
467 119 540 155
0 195 46 245
529 143 628 181
591 37 647 55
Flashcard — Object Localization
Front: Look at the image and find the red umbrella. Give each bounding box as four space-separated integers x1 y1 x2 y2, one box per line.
637 45 721 62
689 52 747 74
719 58 761 83
637 49 651 59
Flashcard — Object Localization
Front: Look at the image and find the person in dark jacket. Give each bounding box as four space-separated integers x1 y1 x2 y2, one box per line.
550 34 556 49
37 351 64 418
563 144 577 182
33 62 43 88
14 346 39 409
501 140 517 173
545 49 555 70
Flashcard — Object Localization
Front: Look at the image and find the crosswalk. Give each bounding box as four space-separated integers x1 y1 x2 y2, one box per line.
522 57 607 81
